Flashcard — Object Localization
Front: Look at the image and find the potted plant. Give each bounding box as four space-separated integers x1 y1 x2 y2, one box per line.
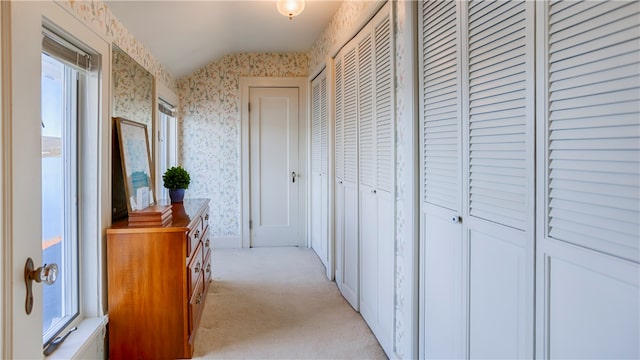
163 166 191 203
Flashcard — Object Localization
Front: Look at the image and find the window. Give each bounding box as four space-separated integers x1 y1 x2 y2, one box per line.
41 28 93 345
158 99 177 200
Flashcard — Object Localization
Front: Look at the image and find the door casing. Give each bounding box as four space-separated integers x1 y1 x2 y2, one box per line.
240 77 308 248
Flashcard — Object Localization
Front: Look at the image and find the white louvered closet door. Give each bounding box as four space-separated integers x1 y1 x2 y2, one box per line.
418 1 464 358
340 43 360 310
319 73 329 270
536 1 640 358
420 0 535 358
334 56 347 298
359 4 395 355
464 1 535 358
311 69 329 269
358 24 377 331
373 8 395 355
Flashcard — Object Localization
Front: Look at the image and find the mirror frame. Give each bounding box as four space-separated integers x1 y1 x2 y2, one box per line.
115 117 156 212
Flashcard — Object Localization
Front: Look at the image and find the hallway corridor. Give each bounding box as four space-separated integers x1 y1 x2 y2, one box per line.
193 247 386 359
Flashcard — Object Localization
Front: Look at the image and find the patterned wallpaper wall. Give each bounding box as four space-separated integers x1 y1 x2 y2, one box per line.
177 53 309 242
62 0 177 92
308 0 378 75
392 2 416 358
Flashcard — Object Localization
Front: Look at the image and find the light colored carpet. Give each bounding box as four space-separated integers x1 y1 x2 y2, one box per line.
193 247 387 360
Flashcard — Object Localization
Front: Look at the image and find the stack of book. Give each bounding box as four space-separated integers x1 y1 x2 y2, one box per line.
128 204 173 227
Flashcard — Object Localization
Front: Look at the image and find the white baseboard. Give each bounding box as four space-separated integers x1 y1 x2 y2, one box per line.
212 237 242 249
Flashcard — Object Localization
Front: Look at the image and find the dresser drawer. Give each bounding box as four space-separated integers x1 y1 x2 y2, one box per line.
188 275 205 345
187 218 203 257
203 249 212 292
201 226 211 255
201 207 210 234
187 242 203 297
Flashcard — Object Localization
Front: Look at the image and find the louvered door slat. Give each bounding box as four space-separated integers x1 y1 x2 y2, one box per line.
359 34 375 187
551 198 639 224
548 1 604 25
550 3 638 47
546 0 640 261
468 2 524 40
549 41 638 75
424 5 455 38
550 29 639 64
551 77 638 102
422 0 460 210
320 75 328 174
551 178 639 199
550 148 638 161
550 63 639 92
550 101 639 121
375 16 393 193
335 59 344 180
343 48 358 184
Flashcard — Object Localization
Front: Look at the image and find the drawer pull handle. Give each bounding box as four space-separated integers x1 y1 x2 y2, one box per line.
206 264 211 274
204 214 209 221
194 262 201 273
195 293 203 305
195 230 200 239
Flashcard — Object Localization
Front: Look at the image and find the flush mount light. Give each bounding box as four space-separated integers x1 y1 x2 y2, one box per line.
277 0 305 20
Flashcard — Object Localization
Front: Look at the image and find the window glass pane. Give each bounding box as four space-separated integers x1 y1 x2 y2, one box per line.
158 109 177 200
41 53 79 343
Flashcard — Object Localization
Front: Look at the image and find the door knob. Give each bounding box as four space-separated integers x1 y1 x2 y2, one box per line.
25 257 58 314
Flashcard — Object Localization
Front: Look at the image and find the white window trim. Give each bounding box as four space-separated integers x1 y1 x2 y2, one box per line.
155 79 179 201
43 4 112 358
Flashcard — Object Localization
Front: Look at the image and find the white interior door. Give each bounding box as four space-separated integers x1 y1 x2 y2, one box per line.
333 56 351 304
358 6 395 355
420 1 535 358
5 2 44 358
341 44 360 310
310 70 329 267
249 87 300 247
536 1 640 358
419 1 464 358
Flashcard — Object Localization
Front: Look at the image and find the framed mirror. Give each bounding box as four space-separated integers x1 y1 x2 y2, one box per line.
112 45 155 219
115 117 155 212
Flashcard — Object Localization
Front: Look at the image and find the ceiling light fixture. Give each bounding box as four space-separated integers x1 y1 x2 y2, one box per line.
277 0 305 20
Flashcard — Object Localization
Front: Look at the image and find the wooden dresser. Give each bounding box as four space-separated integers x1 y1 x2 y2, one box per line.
107 199 211 359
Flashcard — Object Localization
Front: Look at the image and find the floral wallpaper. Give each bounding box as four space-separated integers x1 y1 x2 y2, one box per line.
61 0 177 92
177 52 309 244
112 47 154 143
393 2 416 358
308 0 380 75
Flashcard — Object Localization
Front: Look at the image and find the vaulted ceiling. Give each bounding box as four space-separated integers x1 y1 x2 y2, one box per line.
105 0 343 79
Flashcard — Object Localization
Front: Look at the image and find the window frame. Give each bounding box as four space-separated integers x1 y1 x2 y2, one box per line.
41 53 83 344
